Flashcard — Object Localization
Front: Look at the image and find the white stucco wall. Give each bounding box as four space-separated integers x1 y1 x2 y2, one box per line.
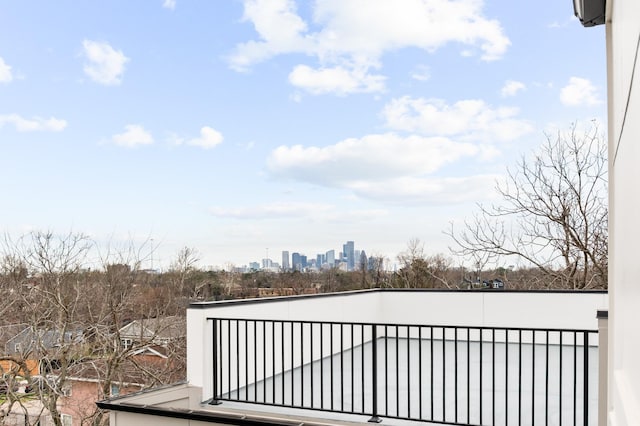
607 0 640 424
376 290 607 330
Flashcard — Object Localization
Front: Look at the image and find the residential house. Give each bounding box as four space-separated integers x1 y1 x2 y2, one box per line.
57 359 149 426
118 315 186 351
3 327 84 376
0 324 29 375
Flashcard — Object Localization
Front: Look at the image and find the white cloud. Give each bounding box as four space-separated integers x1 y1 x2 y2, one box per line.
560 77 600 106
267 133 480 187
289 92 303 103
186 126 224 149
288 64 385 95
230 0 510 95
239 140 256 150
548 16 575 28
501 80 526 97
0 57 13 83
382 96 532 142
111 124 153 148
411 65 431 81
347 175 501 204
0 114 67 132
210 202 333 219
267 133 501 204
210 202 390 222
172 126 224 149
163 0 176 10
82 40 129 86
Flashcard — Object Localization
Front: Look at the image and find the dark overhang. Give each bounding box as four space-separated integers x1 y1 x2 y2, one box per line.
573 0 606 27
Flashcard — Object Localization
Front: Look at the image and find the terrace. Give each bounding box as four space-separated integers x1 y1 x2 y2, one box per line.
99 288 608 426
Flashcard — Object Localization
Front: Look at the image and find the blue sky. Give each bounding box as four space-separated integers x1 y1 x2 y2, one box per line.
0 0 606 269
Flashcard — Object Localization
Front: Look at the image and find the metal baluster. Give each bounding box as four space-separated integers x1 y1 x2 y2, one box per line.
272 321 275 404
518 329 522 426
560 331 563 426
301 321 304 407
211 319 221 405
245 320 249 401
419 326 423 420
583 331 589 426
407 325 411 418
573 331 577 426
455 327 458 424
492 328 495 426
396 325 400 417
431 326 434 420
443 327 446 422
505 329 509 426
480 328 483 425
546 330 549 426
236 320 240 400
281 321 285 405
369 325 381 423
532 330 536 425
311 322 315 409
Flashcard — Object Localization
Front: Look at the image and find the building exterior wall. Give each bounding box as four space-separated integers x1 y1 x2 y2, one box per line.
59 380 142 426
0 358 40 376
607 0 640 424
60 380 101 426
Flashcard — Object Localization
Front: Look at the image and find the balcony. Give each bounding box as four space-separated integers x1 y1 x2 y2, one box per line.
99 289 608 426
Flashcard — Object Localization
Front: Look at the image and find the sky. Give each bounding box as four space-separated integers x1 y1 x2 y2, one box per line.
0 0 606 270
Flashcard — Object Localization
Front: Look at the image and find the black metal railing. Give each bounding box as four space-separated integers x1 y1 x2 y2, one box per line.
208 318 598 425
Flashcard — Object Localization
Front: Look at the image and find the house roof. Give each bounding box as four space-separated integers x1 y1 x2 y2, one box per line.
0 324 28 354
119 316 186 341
66 359 150 387
65 351 184 388
5 327 84 355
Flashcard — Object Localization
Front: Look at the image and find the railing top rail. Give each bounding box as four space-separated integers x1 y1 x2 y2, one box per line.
205 317 597 333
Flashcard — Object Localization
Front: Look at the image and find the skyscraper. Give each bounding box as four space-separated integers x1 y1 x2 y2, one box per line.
343 241 355 271
326 250 335 267
359 250 368 271
282 251 290 271
292 252 302 271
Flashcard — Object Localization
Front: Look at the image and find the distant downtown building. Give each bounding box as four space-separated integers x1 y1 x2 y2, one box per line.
292 252 302 271
271 242 372 272
343 241 355 271
326 250 335 267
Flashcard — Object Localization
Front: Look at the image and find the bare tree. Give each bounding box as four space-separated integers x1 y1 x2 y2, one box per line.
368 254 389 288
168 246 200 298
448 123 608 289
0 231 93 425
0 233 187 426
395 239 454 288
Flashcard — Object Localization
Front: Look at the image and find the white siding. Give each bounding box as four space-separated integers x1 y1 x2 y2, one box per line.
608 0 640 424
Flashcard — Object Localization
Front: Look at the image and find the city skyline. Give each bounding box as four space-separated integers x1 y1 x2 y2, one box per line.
244 240 371 272
0 2 606 269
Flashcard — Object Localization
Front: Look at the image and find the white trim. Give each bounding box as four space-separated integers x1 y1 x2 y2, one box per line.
130 346 168 359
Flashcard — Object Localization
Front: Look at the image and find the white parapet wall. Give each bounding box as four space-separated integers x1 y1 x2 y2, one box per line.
187 289 608 401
